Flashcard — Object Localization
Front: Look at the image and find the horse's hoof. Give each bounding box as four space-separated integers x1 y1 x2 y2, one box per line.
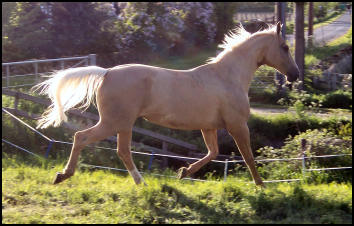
256 181 266 188
177 167 188 179
53 172 69 184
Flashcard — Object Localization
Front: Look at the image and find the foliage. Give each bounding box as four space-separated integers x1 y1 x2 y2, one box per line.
113 2 216 63
321 90 352 109
248 111 351 151
256 128 352 183
3 3 115 62
305 27 352 67
2 2 224 66
2 156 352 223
277 89 352 110
213 3 237 43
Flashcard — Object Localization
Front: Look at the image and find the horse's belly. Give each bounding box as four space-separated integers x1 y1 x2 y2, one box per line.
142 110 224 130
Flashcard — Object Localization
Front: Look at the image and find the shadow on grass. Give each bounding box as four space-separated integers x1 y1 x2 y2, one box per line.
246 184 352 224
157 184 243 223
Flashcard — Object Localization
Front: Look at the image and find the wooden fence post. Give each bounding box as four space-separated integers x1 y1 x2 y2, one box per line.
162 141 169 169
13 92 20 130
89 54 96 66
148 151 155 171
301 138 307 179
34 63 38 83
6 65 10 88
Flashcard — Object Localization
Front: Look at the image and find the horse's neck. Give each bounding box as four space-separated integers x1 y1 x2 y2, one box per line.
216 35 269 92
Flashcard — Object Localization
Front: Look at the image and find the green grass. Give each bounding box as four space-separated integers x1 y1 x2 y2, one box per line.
2 155 352 224
305 26 352 67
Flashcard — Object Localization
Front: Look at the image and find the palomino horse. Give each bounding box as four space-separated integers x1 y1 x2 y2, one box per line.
33 23 299 186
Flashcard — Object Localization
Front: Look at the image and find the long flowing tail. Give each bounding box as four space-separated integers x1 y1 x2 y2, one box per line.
32 66 108 129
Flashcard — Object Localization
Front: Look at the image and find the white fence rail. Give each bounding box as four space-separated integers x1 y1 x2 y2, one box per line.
2 54 96 89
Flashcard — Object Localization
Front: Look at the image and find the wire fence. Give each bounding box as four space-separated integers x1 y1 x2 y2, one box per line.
2 107 352 184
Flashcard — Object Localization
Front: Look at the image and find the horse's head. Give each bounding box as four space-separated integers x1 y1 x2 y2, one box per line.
262 23 299 83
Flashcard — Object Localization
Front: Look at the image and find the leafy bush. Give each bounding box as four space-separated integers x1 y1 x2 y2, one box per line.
321 90 352 109
277 89 352 110
256 129 352 183
114 2 216 62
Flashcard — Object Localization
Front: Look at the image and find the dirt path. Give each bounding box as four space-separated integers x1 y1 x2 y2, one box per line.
250 106 352 119
286 9 352 46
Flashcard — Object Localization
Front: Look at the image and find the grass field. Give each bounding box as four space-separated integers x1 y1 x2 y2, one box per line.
2 155 352 224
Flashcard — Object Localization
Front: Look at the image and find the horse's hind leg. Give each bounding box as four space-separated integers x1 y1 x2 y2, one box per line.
178 129 219 179
117 130 146 185
53 122 115 184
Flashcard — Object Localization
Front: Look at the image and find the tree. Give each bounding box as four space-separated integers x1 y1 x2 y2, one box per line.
295 2 305 90
4 2 52 61
113 2 216 62
2 2 117 62
2 2 17 61
308 2 314 48
213 2 237 43
49 2 115 57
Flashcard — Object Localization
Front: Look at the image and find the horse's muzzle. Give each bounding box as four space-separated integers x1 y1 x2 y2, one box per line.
287 68 300 83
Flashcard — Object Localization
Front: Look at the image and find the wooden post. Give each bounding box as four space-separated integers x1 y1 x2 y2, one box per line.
13 92 20 130
301 139 307 179
161 141 169 169
14 92 19 114
34 63 38 83
6 65 10 88
308 2 314 48
295 2 305 90
148 151 154 171
89 54 96 66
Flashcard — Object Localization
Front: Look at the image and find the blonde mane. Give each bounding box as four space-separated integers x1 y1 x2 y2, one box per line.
208 23 278 63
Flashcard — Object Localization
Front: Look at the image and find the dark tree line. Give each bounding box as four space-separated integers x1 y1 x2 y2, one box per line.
2 2 238 67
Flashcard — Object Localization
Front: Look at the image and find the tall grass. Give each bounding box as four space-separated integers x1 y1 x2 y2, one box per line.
2 155 352 224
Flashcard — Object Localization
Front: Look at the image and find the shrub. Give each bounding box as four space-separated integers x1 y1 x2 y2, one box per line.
114 2 216 63
321 90 352 109
256 129 352 183
277 89 352 110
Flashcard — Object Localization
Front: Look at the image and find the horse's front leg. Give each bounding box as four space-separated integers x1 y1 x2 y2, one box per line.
227 122 264 187
178 129 219 179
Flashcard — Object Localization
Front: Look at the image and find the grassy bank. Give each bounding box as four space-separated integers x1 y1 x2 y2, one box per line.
2 155 352 224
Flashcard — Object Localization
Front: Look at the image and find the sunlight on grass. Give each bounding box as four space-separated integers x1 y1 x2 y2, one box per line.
2 158 352 224
305 26 352 68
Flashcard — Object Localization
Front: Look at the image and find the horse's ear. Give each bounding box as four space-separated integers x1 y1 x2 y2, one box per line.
276 22 282 35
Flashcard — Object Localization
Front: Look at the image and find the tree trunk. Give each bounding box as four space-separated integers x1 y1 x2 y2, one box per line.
308 2 314 48
275 2 287 93
295 2 305 90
